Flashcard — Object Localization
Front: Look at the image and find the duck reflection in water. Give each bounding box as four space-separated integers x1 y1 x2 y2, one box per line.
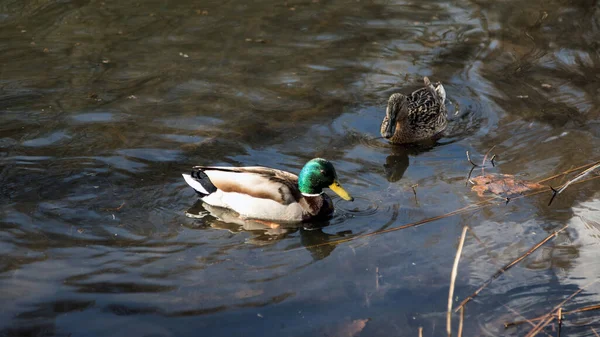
185 200 352 260
383 141 441 182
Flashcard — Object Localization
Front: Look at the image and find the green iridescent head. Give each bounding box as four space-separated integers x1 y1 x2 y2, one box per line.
297 158 354 201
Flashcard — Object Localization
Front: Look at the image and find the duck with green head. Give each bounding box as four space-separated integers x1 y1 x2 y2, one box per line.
182 158 353 222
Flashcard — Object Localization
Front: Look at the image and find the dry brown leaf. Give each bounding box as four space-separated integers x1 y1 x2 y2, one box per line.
471 174 544 198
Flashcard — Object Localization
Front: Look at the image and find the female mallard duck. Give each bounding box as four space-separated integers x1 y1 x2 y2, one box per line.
380 76 448 144
182 158 353 222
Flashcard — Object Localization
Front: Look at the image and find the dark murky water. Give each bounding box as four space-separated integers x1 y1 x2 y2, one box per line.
2 0 600 336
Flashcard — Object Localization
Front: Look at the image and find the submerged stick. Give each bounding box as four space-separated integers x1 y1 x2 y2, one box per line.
448 226 468 337
524 289 583 337
557 308 562 337
480 145 497 176
466 150 479 167
411 184 419 205
505 304 600 328
455 225 568 312
418 326 423 337
458 307 464 337
501 303 554 337
525 279 600 337
536 160 600 184
548 161 600 206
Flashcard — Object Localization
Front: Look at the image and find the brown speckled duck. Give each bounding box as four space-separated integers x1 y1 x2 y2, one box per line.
380 77 448 144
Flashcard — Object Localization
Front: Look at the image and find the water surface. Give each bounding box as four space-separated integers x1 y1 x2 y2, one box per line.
2 0 600 336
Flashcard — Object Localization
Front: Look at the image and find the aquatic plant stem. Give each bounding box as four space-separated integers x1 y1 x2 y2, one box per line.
548 161 600 205
501 303 554 337
557 307 562 337
447 226 468 337
455 225 568 312
505 303 600 327
524 279 600 337
457 307 464 337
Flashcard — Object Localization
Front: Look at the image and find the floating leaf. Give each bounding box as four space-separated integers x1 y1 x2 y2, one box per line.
471 174 544 199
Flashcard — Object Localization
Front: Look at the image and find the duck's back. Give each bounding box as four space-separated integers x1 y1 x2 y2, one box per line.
404 85 447 139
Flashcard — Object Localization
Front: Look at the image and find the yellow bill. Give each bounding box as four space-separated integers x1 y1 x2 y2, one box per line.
329 180 354 201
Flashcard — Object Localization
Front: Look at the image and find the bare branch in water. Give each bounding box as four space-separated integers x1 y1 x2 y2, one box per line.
448 226 468 337
524 279 600 337
466 166 476 186
505 304 600 328
557 308 562 337
548 161 600 206
466 151 479 167
465 147 498 185
456 225 568 312
458 307 464 337
481 145 497 176
411 184 419 205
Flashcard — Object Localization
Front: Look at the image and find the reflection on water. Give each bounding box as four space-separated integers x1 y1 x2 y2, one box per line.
1 0 600 336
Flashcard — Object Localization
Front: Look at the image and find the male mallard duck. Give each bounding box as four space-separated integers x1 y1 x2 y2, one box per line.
380 76 448 144
182 158 353 222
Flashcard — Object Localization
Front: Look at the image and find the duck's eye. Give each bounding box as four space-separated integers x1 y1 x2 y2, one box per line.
320 169 325 175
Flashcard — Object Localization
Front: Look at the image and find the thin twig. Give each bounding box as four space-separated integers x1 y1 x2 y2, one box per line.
466 151 479 167
548 161 600 205
448 226 468 337
455 225 568 312
525 279 600 337
458 307 464 337
557 308 562 337
536 160 600 184
566 304 600 315
418 326 423 337
481 145 497 176
411 184 419 205
103 201 126 212
501 303 554 337
505 304 600 328
591 327 600 337
466 165 477 186
525 290 583 337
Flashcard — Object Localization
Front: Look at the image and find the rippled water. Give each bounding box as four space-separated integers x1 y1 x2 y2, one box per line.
1 0 600 336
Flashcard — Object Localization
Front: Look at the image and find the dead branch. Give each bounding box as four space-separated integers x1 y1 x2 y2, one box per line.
448 226 468 337
548 161 600 206
455 225 568 312
505 304 600 328
524 279 600 337
458 307 464 337
466 151 479 167
557 307 562 337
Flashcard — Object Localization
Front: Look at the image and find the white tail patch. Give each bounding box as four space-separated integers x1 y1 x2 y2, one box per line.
182 173 210 195
435 83 446 104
